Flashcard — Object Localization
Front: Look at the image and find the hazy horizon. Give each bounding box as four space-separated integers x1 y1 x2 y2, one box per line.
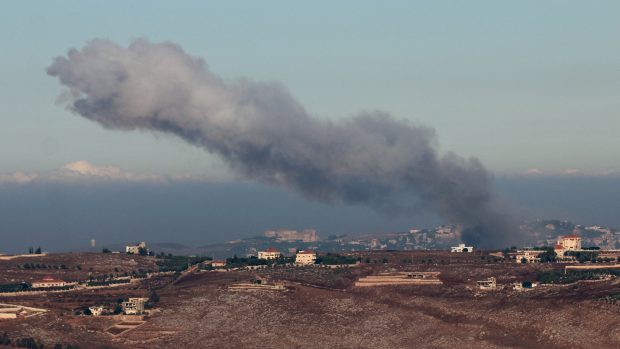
1 175 619 254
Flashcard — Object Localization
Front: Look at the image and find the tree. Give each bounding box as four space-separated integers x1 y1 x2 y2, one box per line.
0 332 10 345
35 247 42 254
138 247 148 256
28 247 34 254
102 248 111 253
149 290 160 304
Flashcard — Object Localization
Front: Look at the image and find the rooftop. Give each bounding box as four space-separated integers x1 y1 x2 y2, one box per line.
35 277 65 283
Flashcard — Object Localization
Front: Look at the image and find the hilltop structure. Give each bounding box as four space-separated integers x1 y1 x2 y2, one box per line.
126 242 148 255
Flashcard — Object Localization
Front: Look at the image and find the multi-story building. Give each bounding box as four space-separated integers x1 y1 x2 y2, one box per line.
122 297 148 315
258 247 281 260
555 235 582 258
558 235 582 251
295 251 317 265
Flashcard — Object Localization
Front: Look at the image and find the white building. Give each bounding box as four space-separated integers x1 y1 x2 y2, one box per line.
555 235 582 258
477 277 497 290
209 260 227 267
31 277 67 288
558 235 582 251
89 306 103 316
515 250 544 263
295 251 317 265
122 297 148 315
258 247 281 260
126 242 147 255
451 243 474 253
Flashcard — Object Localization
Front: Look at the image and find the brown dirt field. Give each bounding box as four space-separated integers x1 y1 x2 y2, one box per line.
0 253 156 284
0 252 619 348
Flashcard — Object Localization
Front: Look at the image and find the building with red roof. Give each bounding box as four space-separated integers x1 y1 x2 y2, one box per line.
258 247 281 260
31 277 67 288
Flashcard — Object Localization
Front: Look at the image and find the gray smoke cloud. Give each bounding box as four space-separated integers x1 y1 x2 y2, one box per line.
47 38 519 248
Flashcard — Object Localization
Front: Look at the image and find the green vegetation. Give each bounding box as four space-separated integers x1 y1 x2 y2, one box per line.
21 263 67 270
156 255 210 272
537 247 556 263
316 253 359 265
566 251 599 263
85 279 130 287
537 269 620 284
226 255 268 268
0 283 29 293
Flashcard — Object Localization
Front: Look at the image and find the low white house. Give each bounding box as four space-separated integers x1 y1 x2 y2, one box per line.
514 250 544 263
477 277 496 290
258 247 281 260
209 260 227 267
451 243 474 253
295 251 317 265
31 277 67 288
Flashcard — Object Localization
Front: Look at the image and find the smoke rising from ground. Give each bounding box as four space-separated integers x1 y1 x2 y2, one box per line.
47 39 518 248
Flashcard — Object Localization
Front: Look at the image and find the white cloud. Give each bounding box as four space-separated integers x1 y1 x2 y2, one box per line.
0 160 230 185
0 171 39 184
524 168 543 175
562 168 580 175
58 160 160 182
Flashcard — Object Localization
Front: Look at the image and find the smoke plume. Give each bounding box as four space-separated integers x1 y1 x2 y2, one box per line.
47 38 518 248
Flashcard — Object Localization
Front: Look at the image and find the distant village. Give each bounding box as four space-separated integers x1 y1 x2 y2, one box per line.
1 219 619 319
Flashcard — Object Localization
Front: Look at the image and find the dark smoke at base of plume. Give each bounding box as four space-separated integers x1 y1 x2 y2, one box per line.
46 38 519 248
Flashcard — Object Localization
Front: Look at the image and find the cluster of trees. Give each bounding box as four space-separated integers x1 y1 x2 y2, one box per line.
85 279 130 287
156 255 210 272
0 283 29 293
27 247 42 254
537 269 620 284
0 334 79 348
21 263 68 270
316 253 358 265
155 252 175 259
226 255 269 268
566 251 600 263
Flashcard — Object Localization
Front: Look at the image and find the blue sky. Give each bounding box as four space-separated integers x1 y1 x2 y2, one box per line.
1 0 619 177
1 1 620 252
